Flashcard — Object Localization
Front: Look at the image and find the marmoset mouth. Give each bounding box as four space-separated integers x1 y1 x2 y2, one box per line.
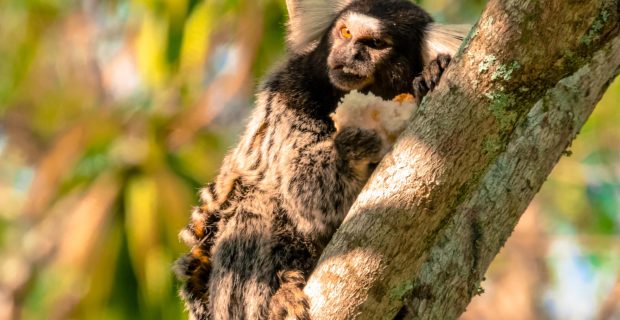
329 66 373 91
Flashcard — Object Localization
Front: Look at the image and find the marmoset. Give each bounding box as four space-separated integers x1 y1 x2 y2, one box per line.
174 0 468 319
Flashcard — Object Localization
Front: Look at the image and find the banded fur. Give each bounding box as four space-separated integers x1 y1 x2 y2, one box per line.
175 65 376 319
175 1 467 319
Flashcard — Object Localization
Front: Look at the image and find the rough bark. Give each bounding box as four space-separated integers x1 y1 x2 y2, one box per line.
304 1 620 319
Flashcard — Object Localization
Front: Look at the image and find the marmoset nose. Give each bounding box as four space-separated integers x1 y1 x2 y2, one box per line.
345 43 362 64
346 43 366 64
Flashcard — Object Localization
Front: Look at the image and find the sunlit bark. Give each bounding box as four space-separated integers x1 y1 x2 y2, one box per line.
305 1 620 319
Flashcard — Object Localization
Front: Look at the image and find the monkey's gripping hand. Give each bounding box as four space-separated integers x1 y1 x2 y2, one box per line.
412 54 451 105
335 126 386 163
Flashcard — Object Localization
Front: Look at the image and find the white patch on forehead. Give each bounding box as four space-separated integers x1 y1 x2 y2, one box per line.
343 12 382 35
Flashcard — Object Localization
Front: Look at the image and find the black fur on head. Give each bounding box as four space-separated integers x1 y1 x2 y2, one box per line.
323 0 433 99
271 0 440 118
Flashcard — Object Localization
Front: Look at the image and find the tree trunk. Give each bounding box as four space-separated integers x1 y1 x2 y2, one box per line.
304 1 620 319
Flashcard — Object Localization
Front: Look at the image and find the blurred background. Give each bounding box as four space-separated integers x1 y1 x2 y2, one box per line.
0 0 617 319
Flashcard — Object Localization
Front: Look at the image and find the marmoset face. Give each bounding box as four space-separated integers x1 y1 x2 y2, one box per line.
327 12 394 91
325 0 432 99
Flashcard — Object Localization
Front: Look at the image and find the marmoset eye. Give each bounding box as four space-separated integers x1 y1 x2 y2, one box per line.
340 26 352 39
371 38 388 49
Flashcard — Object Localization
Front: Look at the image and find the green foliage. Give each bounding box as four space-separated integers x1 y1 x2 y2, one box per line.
0 0 282 317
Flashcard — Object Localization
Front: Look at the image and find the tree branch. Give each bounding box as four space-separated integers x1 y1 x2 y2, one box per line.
305 1 620 319
404 33 620 320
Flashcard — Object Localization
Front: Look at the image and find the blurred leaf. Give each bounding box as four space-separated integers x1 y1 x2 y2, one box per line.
124 174 158 283
72 221 122 319
155 170 194 252
179 1 213 77
107 225 141 319
136 11 169 87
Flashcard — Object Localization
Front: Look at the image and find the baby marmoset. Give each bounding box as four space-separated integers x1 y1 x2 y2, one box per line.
174 0 468 319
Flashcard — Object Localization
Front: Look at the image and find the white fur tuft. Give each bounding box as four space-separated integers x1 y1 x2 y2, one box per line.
331 91 416 155
286 0 355 53
423 23 471 63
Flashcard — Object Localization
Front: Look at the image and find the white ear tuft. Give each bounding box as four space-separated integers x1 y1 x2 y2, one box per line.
286 0 355 53
423 24 471 64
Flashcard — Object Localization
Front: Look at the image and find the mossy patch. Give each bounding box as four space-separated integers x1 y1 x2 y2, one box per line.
491 61 521 81
482 134 502 154
580 9 609 46
484 92 518 129
478 55 497 73
389 282 414 300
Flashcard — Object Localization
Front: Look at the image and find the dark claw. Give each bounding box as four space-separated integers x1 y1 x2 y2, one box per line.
430 61 441 86
412 53 452 105
424 67 434 91
412 77 429 106
438 54 451 69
